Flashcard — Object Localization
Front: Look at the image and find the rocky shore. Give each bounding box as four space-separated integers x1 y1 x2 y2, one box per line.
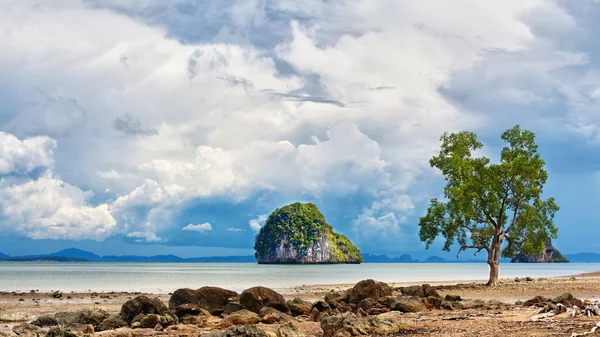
2 275 600 337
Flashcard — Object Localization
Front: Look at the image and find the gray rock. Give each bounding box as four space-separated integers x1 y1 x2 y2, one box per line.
31 316 59 327
223 301 244 316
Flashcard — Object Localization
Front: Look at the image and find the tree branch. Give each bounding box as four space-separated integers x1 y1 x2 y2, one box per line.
457 245 489 258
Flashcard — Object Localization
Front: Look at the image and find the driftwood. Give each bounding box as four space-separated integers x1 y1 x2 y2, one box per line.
570 322 600 337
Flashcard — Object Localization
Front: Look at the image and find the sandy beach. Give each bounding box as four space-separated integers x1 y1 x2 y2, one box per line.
0 272 599 336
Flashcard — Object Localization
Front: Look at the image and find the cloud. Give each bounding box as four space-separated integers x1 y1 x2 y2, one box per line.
249 214 267 232
126 231 163 242
0 134 116 240
227 228 246 232
1 0 599 254
182 222 213 233
0 132 56 175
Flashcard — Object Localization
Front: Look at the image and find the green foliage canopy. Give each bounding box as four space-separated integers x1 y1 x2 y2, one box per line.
418 126 559 277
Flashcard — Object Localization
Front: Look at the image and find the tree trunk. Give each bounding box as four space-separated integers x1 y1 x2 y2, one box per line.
486 231 503 286
486 260 499 286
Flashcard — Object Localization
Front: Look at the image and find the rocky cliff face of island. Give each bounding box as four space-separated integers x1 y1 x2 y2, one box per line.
511 239 569 263
254 202 362 264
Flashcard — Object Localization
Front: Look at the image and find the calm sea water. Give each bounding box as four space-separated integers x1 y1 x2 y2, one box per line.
0 262 598 293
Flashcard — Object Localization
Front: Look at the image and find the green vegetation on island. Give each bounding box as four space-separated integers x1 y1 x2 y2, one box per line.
511 240 569 263
254 202 362 264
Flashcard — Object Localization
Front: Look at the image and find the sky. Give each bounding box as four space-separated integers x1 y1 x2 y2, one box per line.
1 0 600 259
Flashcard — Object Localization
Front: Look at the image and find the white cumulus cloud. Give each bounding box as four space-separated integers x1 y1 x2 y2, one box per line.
182 222 213 233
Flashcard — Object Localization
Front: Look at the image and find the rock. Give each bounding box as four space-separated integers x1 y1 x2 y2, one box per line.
254 202 362 264
120 296 168 324
169 288 200 310
54 312 80 326
180 315 205 325
169 287 238 316
45 328 77 337
79 310 109 326
223 301 244 315
399 284 440 298
552 293 582 307
309 308 321 322
240 286 289 313
389 297 426 313
313 300 331 312
423 296 443 310
220 325 270 337
131 322 141 329
357 298 389 315
97 315 127 331
217 309 260 328
31 316 59 327
51 292 62 299
139 314 161 329
259 307 291 324
175 303 203 318
287 298 312 316
523 296 549 307
348 279 392 303
277 321 305 337
13 323 40 337
444 294 462 302
64 323 94 335
154 323 163 331
321 312 408 337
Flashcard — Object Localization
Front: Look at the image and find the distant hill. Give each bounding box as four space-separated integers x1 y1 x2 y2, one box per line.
49 248 102 262
564 253 600 262
426 255 445 263
363 253 415 263
0 248 257 263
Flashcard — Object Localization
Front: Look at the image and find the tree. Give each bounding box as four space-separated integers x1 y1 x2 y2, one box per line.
418 125 559 286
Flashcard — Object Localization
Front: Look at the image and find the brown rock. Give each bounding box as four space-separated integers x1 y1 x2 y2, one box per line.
552 293 582 307
523 296 549 307
313 300 331 312
390 297 426 313
321 312 408 337
287 298 312 316
31 316 59 327
239 286 289 313
348 280 392 303
278 321 306 337
169 287 237 316
13 323 40 337
97 315 127 331
445 294 462 302
120 296 168 324
400 284 439 298
217 309 260 328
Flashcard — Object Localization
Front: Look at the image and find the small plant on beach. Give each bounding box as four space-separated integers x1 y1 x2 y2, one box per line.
418 125 559 286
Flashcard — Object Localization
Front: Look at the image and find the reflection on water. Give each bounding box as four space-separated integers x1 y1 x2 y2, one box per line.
0 262 597 293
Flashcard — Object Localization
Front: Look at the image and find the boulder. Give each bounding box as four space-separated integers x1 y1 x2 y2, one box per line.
175 303 203 318
277 322 305 337
445 294 462 302
552 293 582 307
348 280 392 303
312 300 331 312
399 284 439 298
239 286 289 313
44 328 77 337
54 312 81 326
79 310 109 326
358 298 389 315
169 288 200 310
140 314 161 329
31 316 59 327
97 315 127 331
217 309 260 328
259 307 291 324
389 297 426 313
197 287 238 315
223 301 244 316
423 296 443 310
120 296 169 324
180 315 206 325
287 298 312 316
523 296 549 307
321 312 408 337
204 325 270 337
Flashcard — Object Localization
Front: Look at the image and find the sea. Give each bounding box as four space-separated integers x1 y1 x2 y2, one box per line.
1 262 598 293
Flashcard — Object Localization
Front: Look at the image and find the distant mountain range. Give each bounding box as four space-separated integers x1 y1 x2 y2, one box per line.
1 248 599 263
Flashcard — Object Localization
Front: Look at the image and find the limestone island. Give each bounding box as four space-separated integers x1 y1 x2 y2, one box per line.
254 202 362 264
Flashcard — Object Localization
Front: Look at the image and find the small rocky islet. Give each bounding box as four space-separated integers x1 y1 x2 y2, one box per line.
254 202 362 264
6 279 600 337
